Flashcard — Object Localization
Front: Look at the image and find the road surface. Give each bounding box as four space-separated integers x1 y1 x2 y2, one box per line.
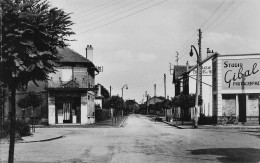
1 114 260 162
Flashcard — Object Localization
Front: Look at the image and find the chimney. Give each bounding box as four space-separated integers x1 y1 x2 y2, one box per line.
86 45 93 62
186 61 189 71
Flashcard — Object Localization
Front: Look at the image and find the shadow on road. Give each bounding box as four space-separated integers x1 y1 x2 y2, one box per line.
189 148 260 162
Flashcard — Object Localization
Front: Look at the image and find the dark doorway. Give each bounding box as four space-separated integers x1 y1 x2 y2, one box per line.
238 94 246 122
63 102 72 123
55 97 81 124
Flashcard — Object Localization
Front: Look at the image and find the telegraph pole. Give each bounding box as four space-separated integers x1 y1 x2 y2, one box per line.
198 29 202 115
189 29 202 128
176 51 179 65
109 86 111 99
164 74 166 98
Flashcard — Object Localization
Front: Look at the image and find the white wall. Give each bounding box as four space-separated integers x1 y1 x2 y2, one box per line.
189 59 213 116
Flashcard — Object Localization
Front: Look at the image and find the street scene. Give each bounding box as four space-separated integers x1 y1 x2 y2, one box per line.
1 0 260 162
1 114 260 162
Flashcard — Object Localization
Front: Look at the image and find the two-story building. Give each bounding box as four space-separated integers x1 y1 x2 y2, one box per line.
46 45 99 124
4 45 99 125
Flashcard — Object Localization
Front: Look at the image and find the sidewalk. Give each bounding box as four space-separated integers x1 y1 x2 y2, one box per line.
1 116 128 144
163 120 260 129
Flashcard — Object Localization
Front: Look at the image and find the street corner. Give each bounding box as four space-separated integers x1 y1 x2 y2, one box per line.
19 128 66 143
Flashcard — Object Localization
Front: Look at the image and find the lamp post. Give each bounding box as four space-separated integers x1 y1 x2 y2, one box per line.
121 84 128 99
145 91 148 115
190 45 201 128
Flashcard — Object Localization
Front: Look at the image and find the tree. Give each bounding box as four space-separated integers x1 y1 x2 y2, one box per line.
125 100 138 114
0 83 7 115
17 91 42 132
1 0 74 162
106 96 125 112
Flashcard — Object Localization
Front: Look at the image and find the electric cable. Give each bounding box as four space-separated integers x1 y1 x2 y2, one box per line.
78 0 158 29
78 0 169 34
73 0 123 20
74 0 144 30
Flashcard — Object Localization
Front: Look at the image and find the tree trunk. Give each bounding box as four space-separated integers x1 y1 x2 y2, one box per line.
8 86 16 163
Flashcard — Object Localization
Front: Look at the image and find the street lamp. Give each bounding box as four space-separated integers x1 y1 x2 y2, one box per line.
190 45 201 128
121 84 128 99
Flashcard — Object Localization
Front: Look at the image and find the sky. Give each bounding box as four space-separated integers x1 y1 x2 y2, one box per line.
48 0 260 103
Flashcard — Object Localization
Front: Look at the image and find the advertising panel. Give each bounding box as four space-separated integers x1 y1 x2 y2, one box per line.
222 59 260 90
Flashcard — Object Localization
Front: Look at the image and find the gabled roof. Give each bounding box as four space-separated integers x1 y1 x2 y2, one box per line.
57 48 90 63
172 65 187 84
147 96 165 103
56 47 98 72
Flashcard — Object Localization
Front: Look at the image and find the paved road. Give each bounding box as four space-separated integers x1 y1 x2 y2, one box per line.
1 114 260 163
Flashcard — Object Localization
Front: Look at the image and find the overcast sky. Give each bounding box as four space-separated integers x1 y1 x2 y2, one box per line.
49 0 260 103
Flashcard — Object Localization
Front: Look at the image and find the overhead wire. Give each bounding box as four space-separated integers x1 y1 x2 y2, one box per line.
175 0 235 65
73 0 123 19
77 0 158 29
74 0 147 30
78 0 169 34
199 0 226 29
202 0 236 31
204 0 244 32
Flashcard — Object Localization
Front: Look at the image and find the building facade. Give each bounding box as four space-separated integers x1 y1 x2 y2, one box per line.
172 61 213 118
212 53 260 124
4 45 99 125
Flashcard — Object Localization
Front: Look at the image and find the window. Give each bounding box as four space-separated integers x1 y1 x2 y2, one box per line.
61 68 72 81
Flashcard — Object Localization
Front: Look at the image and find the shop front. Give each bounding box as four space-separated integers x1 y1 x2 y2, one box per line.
212 54 260 124
47 87 96 125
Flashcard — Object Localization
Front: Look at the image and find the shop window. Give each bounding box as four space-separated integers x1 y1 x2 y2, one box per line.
248 94 260 116
222 94 236 116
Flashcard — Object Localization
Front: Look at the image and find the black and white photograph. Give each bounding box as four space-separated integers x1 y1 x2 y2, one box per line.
1 0 260 162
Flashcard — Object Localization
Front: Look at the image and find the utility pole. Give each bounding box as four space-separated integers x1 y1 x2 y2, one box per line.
164 74 166 98
198 29 202 115
189 29 202 128
145 91 148 115
176 51 179 65
109 86 111 99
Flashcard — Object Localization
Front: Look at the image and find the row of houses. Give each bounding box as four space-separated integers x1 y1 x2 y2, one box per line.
172 53 260 125
3 45 102 125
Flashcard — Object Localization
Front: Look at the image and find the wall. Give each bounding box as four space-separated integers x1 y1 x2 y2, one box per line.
48 67 91 88
213 54 260 124
189 59 213 116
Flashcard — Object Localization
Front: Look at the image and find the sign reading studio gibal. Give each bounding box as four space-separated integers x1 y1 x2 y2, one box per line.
222 59 260 90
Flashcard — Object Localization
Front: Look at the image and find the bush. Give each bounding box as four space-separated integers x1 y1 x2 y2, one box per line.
0 119 31 139
95 109 110 122
38 118 49 125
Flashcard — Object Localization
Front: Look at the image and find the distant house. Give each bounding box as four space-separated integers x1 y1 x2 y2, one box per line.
125 100 139 113
4 45 99 125
146 96 165 106
146 96 165 115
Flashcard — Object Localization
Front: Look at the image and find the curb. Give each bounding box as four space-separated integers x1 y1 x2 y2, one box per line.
162 121 184 129
162 121 260 130
119 116 128 127
20 135 64 143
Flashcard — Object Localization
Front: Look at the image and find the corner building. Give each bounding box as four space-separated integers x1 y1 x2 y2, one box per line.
212 53 260 124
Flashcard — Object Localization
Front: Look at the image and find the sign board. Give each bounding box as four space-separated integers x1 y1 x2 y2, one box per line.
222 59 260 90
190 60 212 76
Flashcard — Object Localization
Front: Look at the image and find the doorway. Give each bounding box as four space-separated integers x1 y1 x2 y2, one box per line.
55 97 81 124
238 94 246 122
63 102 72 123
